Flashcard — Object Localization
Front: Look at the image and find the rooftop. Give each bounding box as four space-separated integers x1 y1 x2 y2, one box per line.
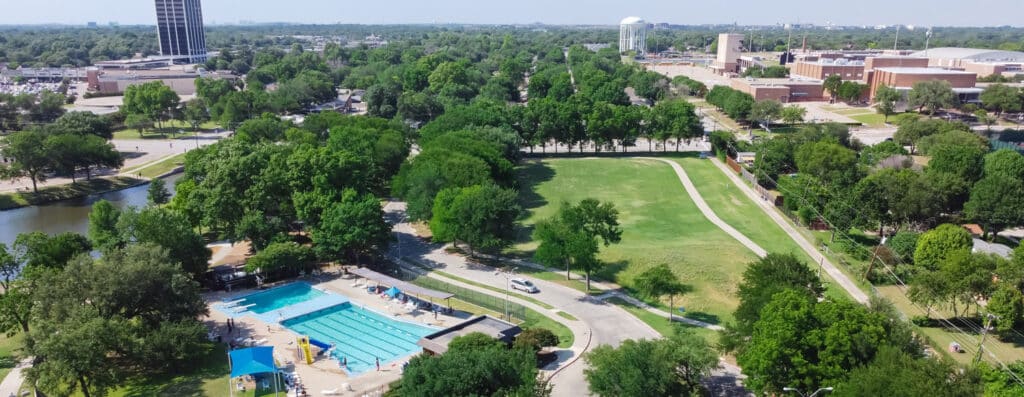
910 47 1024 62
874 67 975 75
417 315 521 355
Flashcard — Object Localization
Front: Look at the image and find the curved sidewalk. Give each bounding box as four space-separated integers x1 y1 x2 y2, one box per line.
706 158 869 303
639 157 768 257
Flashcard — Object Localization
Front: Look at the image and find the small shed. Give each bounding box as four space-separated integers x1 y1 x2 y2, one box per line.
417 315 522 355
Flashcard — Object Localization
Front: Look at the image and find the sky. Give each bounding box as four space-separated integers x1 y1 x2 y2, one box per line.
2 0 1022 27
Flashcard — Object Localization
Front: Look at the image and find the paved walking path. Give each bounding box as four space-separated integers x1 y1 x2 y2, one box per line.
0 358 31 397
707 158 870 303
640 157 768 258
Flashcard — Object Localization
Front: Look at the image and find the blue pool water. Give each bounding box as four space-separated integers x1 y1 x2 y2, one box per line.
282 303 436 374
233 282 326 314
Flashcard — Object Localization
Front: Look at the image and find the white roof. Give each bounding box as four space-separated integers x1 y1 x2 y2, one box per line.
620 16 645 25
910 47 1024 62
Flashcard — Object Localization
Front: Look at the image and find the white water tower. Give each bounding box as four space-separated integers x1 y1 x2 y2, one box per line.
619 17 647 55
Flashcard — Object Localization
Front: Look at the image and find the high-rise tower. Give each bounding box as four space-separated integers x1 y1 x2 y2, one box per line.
619 17 647 56
155 0 207 63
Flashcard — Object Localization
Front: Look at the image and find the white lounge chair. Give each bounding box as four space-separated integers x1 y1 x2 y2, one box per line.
321 388 339 395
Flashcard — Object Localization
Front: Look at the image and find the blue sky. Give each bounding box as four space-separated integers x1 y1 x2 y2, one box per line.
2 0 1022 27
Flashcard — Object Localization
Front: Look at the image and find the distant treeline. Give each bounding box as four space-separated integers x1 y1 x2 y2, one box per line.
1 25 1023 68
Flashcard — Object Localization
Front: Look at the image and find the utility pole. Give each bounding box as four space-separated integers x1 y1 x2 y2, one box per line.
974 313 997 364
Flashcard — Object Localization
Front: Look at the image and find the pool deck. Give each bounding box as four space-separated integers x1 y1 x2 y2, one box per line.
202 267 476 396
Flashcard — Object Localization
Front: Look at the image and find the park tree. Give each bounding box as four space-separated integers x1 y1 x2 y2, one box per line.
182 98 211 131
116 207 211 279
397 92 445 124
907 80 958 116
728 253 824 340
964 174 1024 238
832 346 980 397
533 199 621 290
837 81 866 103
859 140 907 166
76 135 122 180
926 144 986 184
125 113 154 135
392 149 492 221
887 231 920 264
1 128 51 193
399 333 546 397
88 200 123 253
984 149 1024 181
979 361 1024 397
975 109 997 132
122 81 180 128
147 178 170 205
430 184 520 254
312 189 391 265
916 130 987 156
795 141 860 187
914 224 973 271
737 290 897 395
750 99 783 128
874 85 902 122
52 111 114 139
633 264 689 321
780 105 807 124
245 241 315 275
648 99 703 151
514 328 560 353
980 83 1023 115
13 231 91 269
26 244 208 397
823 74 843 98
585 327 717 397
987 285 1023 337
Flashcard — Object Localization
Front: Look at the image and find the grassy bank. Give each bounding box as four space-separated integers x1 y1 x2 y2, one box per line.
513 157 761 325
123 152 187 179
0 176 145 211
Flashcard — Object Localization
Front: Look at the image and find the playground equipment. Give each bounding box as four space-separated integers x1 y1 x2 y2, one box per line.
297 336 314 365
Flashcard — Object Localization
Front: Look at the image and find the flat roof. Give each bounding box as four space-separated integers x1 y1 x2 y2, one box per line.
875 67 975 75
417 315 521 354
348 267 454 300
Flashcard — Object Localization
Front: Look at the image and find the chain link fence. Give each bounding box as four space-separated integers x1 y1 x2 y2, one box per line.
395 269 527 323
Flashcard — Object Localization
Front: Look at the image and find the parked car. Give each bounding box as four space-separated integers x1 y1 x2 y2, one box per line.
510 278 539 293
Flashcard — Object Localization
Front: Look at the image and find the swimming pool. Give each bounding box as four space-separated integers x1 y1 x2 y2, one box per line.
231 282 326 314
282 303 436 374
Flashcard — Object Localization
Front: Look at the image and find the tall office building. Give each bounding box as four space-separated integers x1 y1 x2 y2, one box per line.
155 0 207 63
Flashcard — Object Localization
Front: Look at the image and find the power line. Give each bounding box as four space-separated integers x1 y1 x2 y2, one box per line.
719 138 1024 386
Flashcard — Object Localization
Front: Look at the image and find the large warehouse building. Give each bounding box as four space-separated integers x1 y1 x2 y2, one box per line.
868 67 980 103
911 47 1024 77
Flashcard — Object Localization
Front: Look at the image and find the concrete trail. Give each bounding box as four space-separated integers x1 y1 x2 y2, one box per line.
639 157 768 258
0 358 31 397
707 158 870 303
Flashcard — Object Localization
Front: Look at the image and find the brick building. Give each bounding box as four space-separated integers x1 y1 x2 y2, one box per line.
868 67 980 102
790 59 866 81
731 78 824 102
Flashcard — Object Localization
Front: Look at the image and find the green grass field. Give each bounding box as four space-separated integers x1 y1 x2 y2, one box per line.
513 158 761 325
123 152 187 179
113 120 221 140
0 333 23 382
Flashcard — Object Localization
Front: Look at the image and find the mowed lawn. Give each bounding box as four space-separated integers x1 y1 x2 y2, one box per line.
513 158 759 324
673 156 858 301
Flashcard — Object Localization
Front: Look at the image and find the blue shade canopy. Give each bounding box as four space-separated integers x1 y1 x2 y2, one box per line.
229 346 277 378
384 286 402 298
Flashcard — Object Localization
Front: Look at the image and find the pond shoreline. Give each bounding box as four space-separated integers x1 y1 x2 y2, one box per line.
0 167 183 211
